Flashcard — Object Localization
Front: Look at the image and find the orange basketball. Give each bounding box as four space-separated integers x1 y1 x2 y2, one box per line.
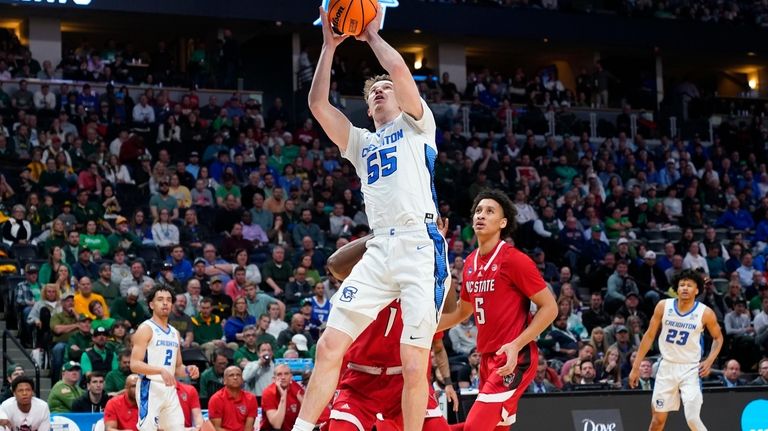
328 0 378 36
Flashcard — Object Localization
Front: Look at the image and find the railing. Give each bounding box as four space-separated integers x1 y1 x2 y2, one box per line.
2 329 41 397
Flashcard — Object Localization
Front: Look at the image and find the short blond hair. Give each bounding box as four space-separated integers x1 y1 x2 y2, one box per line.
362 74 393 100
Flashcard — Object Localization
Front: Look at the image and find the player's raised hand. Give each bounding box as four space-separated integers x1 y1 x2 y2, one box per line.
627 367 639 389
355 2 382 42
160 368 177 387
495 342 519 376
318 6 349 49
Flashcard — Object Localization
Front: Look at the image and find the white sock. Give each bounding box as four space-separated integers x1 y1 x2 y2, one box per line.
292 418 315 431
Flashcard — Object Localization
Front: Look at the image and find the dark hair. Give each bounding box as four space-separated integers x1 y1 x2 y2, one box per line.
212 348 230 364
86 371 104 383
257 341 272 351
579 359 595 370
469 189 517 238
147 285 175 304
119 349 132 359
672 269 704 292
233 266 246 275
11 375 34 392
200 297 213 306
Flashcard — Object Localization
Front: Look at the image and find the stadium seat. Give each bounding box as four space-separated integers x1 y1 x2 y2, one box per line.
137 245 161 267
10 244 37 264
643 230 664 241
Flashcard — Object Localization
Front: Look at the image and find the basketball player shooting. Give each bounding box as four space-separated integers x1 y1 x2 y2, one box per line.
130 285 203 431
293 4 450 431
629 269 723 431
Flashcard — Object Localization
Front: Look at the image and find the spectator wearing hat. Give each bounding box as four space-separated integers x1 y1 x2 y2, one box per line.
208 276 234 320
154 261 182 294
80 325 117 376
609 325 633 365
107 216 141 256
71 371 110 413
72 246 99 280
0 365 25 403
66 314 93 361
110 286 149 329
74 276 109 320
48 361 85 413
103 374 139 431
0 376 50 429
14 263 42 344
1 204 31 246
613 237 636 264
631 250 668 307
50 292 79 381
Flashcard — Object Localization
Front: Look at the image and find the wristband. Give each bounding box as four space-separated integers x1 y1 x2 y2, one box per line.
443 377 453 387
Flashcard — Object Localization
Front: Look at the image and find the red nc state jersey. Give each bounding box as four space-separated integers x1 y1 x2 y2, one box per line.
345 300 404 367
345 301 443 367
461 241 547 354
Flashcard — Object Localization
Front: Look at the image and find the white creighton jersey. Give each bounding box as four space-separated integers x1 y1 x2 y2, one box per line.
141 319 180 381
342 98 439 230
659 299 706 364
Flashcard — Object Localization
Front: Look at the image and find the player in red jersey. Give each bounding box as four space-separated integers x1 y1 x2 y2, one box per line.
326 220 459 431
439 189 558 430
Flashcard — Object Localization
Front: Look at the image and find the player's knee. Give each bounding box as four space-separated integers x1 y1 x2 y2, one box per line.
400 348 429 383
684 414 706 431
650 415 667 430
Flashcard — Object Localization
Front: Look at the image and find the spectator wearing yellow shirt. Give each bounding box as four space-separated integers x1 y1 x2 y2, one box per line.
74 276 109 320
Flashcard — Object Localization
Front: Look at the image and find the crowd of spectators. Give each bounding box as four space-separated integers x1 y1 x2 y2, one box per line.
420 0 768 27
0 35 767 426
0 29 241 90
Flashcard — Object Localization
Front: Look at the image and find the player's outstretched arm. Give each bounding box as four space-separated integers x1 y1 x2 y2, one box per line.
699 308 723 377
357 6 423 120
129 324 176 386
308 6 352 152
629 300 665 388
327 233 373 280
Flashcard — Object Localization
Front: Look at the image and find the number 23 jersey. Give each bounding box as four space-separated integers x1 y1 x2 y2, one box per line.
342 98 438 231
461 241 547 354
658 299 706 364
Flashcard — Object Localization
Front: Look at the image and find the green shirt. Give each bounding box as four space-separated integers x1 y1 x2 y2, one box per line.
215 184 241 200
48 380 85 413
110 298 150 329
104 368 129 394
92 317 116 331
191 314 223 344
246 293 277 320
107 231 141 255
66 331 92 361
198 368 223 399
50 311 78 344
79 346 119 375
149 194 179 213
80 234 110 256
93 279 120 304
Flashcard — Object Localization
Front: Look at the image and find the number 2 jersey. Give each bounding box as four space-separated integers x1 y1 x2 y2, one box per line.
342 98 439 231
461 241 547 354
140 319 181 382
659 299 707 364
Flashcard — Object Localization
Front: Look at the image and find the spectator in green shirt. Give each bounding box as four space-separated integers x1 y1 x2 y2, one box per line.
73 189 105 231
66 314 93 361
199 349 228 399
80 220 110 258
104 350 132 395
48 361 85 413
79 326 118 375
215 174 241 207
110 287 149 329
107 216 141 256
191 297 226 360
